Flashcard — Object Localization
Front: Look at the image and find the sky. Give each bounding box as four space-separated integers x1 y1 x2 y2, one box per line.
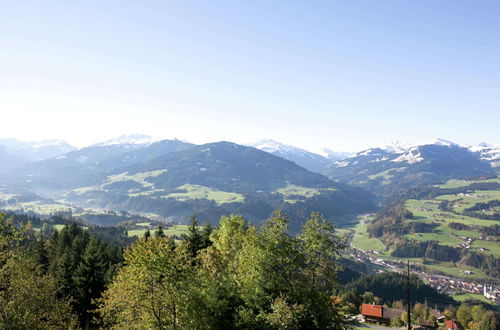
0 1 499 152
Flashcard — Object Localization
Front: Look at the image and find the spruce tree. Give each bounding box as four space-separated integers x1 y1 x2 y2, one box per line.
73 237 108 327
185 214 203 257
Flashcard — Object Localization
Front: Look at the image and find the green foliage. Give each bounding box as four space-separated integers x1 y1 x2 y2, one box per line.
0 253 78 329
0 213 78 328
390 316 403 327
98 236 206 329
99 211 352 329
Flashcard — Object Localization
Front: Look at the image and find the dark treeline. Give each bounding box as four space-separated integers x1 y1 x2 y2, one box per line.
33 223 123 327
448 222 500 236
391 240 462 262
440 199 500 221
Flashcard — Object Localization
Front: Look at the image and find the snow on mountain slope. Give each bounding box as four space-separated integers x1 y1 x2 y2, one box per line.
92 134 162 147
0 138 75 161
469 143 500 168
246 139 329 172
317 148 353 160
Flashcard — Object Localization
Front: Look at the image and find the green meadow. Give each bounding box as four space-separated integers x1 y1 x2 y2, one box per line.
163 184 244 205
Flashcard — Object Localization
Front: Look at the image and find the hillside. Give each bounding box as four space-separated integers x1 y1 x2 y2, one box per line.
15 139 194 190
323 140 494 197
1 141 375 228
347 176 500 281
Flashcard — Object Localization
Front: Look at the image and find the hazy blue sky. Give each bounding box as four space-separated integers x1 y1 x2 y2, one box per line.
1 1 499 152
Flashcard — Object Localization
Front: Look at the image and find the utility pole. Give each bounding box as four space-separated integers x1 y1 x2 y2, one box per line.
407 260 411 330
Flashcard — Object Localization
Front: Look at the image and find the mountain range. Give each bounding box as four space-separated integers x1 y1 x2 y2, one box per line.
0 135 498 226
322 139 498 197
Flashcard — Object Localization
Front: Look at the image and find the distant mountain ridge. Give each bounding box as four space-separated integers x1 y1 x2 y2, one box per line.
1 138 375 227
247 139 346 172
0 138 75 175
322 140 495 197
92 134 163 147
0 138 75 161
1 135 498 224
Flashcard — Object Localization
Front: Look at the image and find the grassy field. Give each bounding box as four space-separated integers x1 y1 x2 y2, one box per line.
3 201 77 215
436 190 500 213
351 219 386 252
471 240 500 258
423 262 494 280
367 169 393 180
439 177 500 189
106 170 167 188
128 224 190 238
452 293 493 304
163 184 244 205
275 185 321 203
70 170 168 196
274 185 336 204
346 177 499 281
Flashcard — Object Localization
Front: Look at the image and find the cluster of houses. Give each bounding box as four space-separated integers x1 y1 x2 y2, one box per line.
360 303 463 329
454 235 473 249
425 275 500 304
483 284 500 304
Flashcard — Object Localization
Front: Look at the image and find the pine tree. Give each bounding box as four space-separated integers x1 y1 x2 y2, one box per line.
201 222 213 249
185 214 203 257
154 225 164 238
73 237 108 327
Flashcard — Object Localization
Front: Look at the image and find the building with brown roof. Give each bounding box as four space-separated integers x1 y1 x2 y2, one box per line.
360 303 404 324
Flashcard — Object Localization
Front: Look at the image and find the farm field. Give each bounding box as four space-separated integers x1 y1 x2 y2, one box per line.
128 224 190 238
438 177 500 189
346 177 500 281
2 201 77 215
436 190 500 213
163 184 244 205
452 293 494 304
350 219 386 252
274 184 337 204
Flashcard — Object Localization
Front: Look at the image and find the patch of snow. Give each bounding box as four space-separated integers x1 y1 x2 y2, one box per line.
334 161 350 167
199 168 208 171
370 156 389 162
93 134 161 147
468 143 500 166
384 141 414 153
427 138 459 147
391 148 423 164
356 149 373 156
56 155 66 160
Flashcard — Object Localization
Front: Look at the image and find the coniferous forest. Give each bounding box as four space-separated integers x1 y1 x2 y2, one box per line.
1 211 354 329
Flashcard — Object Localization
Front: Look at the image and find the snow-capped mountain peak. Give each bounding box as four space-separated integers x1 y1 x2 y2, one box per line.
246 139 330 172
93 134 162 147
383 141 414 154
427 138 459 147
247 139 290 154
